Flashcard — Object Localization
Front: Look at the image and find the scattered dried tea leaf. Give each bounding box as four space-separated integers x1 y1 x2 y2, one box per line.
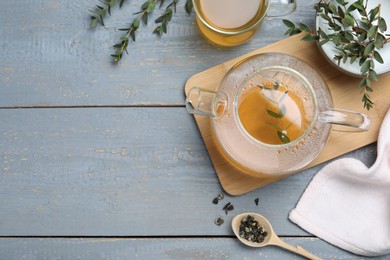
214 217 224 226
223 202 234 215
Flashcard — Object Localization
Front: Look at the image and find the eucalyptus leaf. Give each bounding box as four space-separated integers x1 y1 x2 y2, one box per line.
283 19 295 28
374 51 384 64
266 110 283 119
379 17 387 32
277 131 291 144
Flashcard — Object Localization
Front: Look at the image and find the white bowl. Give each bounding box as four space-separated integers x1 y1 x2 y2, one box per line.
316 0 390 77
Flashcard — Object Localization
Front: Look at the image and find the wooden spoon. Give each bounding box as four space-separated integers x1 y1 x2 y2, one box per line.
232 213 322 260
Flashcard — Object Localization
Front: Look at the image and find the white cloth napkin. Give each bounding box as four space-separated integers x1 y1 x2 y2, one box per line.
289 108 390 257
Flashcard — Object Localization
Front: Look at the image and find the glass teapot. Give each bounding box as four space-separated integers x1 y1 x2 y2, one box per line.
186 53 370 176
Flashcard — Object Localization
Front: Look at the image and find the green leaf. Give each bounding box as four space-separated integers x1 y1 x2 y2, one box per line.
337 6 344 18
357 31 367 42
375 33 385 49
347 4 356 13
359 77 367 88
142 1 150 10
328 3 337 13
363 42 375 56
318 27 328 39
142 13 148 25
185 0 193 14
379 17 387 32
266 110 283 118
302 34 318 42
366 77 372 88
130 30 136 41
350 55 357 64
155 15 165 23
146 2 155 13
374 51 384 64
331 35 341 45
133 19 140 29
91 18 98 28
282 19 295 28
319 39 329 45
361 59 371 74
344 31 354 41
362 93 373 110
352 2 364 11
367 25 378 39
162 22 167 33
298 23 311 33
369 6 379 22
342 14 354 27
369 69 379 81
277 131 291 144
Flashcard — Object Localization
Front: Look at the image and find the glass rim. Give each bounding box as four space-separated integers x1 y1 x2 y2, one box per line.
192 0 270 35
233 65 319 149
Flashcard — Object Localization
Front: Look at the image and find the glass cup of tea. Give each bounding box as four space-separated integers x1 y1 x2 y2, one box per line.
185 53 370 176
192 0 297 46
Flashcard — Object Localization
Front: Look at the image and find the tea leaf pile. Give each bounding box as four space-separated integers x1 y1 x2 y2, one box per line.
283 0 390 110
90 0 193 62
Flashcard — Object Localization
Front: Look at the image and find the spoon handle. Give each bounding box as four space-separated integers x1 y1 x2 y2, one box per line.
271 236 322 260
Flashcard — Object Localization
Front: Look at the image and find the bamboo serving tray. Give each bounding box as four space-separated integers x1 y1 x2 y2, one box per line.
184 34 390 196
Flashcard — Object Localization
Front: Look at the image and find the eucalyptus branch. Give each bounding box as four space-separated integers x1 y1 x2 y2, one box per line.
283 0 389 110
154 0 178 35
90 0 128 28
112 0 159 62
109 0 194 62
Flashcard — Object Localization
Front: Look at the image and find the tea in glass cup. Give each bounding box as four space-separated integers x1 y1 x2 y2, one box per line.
192 0 296 46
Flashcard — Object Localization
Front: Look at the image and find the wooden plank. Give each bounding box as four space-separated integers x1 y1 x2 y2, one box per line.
0 108 376 236
1 237 386 259
0 0 316 107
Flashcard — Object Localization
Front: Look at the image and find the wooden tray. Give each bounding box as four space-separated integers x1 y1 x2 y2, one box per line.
184 34 390 196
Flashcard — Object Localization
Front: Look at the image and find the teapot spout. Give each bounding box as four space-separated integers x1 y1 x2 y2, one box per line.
186 87 228 119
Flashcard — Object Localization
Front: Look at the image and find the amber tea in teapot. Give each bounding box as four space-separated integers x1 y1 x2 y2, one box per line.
238 76 312 145
186 53 370 176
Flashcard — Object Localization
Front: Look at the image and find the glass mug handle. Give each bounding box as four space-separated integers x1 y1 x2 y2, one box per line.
268 0 297 17
318 108 371 131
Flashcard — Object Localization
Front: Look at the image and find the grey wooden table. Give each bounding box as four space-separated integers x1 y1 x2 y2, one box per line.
0 0 387 259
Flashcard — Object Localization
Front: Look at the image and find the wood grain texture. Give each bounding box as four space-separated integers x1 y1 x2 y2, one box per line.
0 108 377 237
1 237 388 260
0 0 388 258
0 0 315 107
185 34 390 195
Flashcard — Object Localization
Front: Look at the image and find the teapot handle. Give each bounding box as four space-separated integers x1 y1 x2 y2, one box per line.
318 108 371 131
185 87 228 119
